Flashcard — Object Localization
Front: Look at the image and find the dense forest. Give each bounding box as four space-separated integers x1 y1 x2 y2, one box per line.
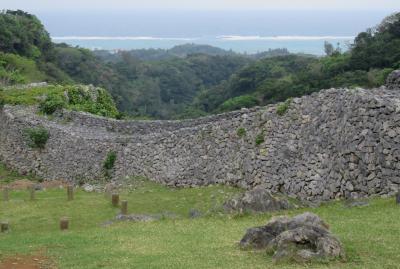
0 10 399 119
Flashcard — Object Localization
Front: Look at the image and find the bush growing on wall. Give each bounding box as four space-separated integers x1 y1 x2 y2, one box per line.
237 127 246 137
0 90 5 108
24 127 50 149
103 151 117 170
255 132 265 145
38 94 66 114
276 98 292 116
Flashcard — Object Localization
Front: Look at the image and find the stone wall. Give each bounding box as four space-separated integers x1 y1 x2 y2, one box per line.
1 86 400 201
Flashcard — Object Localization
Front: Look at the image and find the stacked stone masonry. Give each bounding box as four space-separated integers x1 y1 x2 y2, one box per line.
1 86 400 201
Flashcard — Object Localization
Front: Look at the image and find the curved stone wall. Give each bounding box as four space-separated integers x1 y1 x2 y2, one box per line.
1 87 400 201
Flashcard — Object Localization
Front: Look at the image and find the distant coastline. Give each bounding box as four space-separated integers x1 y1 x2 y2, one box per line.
52 35 355 41
52 35 354 55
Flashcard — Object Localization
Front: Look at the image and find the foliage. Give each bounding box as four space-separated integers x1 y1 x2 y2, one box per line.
276 98 292 116
0 52 46 85
0 90 5 108
0 10 52 59
219 95 259 112
24 127 49 149
189 13 400 116
103 151 117 170
255 131 265 145
38 93 66 114
2 84 120 118
237 127 246 138
67 85 120 118
349 12 400 70
174 106 208 119
1 10 400 120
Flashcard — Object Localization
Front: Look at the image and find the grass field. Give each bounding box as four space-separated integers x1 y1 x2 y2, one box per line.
0 164 399 269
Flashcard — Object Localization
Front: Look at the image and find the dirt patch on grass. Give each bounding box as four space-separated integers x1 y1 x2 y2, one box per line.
40 180 68 189
1 180 67 190
0 254 56 269
5 179 35 190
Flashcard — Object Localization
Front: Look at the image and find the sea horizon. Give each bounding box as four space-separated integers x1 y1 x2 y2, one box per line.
38 9 393 55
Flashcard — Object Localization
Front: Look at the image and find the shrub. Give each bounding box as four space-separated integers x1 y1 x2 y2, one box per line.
0 90 5 108
276 98 292 116
103 151 117 170
39 94 66 114
237 127 246 137
67 86 119 118
25 127 50 149
255 132 265 145
219 95 259 112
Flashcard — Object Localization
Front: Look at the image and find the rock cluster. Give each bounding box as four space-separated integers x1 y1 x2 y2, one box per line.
114 212 178 222
386 70 400 90
223 186 292 213
239 212 345 262
2 79 400 201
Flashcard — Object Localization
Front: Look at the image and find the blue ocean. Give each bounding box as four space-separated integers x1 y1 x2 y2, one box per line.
36 10 392 55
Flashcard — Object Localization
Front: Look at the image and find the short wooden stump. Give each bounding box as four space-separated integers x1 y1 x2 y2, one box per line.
60 217 69 231
67 185 74 201
112 193 119 207
1 221 9 233
121 200 128 215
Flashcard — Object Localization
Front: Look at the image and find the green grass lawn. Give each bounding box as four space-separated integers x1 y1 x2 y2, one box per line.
0 164 399 269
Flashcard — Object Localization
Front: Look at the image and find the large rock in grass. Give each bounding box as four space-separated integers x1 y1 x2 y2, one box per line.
240 212 345 262
224 186 292 213
386 70 400 90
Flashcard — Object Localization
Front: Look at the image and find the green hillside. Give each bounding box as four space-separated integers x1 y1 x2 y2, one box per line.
0 10 399 119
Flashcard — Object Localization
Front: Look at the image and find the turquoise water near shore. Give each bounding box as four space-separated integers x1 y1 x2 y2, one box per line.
52 36 353 55
43 10 392 55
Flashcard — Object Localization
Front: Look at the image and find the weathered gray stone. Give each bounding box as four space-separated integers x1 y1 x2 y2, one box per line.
224 186 292 213
115 212 178 222
344 198 370 208
240 226 279 249
386 70 400 90
83 184 95 192
1 86 400 201
115 214 160 222
188 208 202 219
239 213 344 262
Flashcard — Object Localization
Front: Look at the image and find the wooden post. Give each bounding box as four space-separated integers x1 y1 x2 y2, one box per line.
3 187 9 201
121 200 128 215
67 185 74 201
396 191 400 204
112 193 119 207
29 186 35 201
0 221 9 233
60 217 69 231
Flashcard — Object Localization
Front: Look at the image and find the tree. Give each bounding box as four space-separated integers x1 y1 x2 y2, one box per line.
324 41 335 56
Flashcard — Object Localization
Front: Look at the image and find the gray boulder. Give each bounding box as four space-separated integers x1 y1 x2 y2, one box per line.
115 212 178 222
386 70 400 90
83 184 95 192
344 198 369 208
188 208 202 219
240 216 291 249
396 191 400 204
239 212 345 262
116 214 161 222
224 186 292 213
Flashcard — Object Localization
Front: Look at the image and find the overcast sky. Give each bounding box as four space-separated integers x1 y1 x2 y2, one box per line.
1 0 399 11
